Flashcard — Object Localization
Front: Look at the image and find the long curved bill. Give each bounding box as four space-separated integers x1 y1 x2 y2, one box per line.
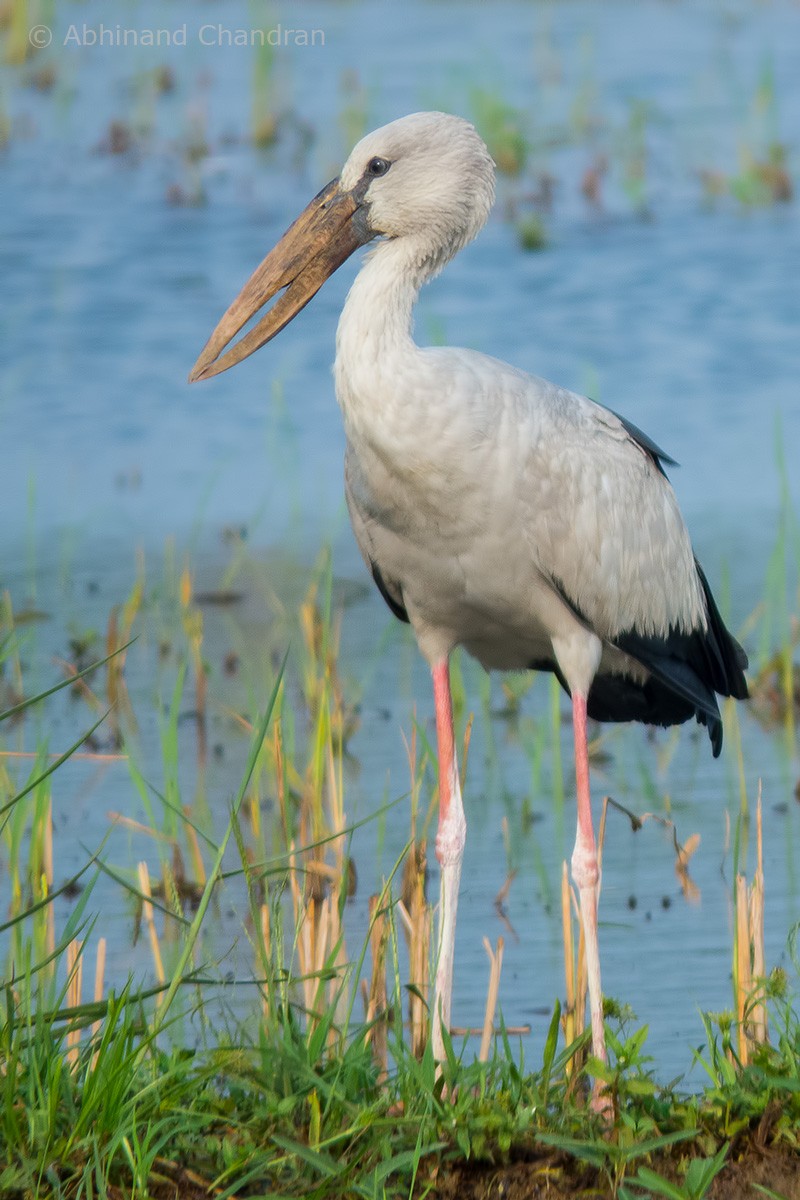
189 179 370 382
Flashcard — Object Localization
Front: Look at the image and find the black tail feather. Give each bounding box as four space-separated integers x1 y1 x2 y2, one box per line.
605 562 748 757
693 560 749 699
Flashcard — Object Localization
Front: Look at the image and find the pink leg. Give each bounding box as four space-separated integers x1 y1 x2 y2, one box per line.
570 691 609 1107
431 659 466 1062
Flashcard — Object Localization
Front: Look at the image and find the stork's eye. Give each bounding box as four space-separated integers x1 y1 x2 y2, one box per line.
367 156 391 177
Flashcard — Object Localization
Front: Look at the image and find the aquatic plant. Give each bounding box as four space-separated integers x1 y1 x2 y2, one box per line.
470 88 529 176
1 533 799 1195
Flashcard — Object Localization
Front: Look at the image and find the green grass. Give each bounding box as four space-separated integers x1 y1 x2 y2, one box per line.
1 938 798 1197
1 536 799 1198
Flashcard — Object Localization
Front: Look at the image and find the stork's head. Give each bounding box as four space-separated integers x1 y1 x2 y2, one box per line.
190 112 495 381
342 112 495 253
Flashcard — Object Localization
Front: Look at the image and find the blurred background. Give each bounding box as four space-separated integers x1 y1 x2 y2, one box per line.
1 0 799 1080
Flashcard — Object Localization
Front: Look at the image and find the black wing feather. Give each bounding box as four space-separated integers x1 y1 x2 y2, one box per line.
370 561 410 624
607 406 678 477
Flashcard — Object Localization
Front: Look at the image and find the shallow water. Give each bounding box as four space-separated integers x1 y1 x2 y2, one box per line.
2 0 800 1081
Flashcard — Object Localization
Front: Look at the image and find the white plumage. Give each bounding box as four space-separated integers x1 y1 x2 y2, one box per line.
191 111 748 1109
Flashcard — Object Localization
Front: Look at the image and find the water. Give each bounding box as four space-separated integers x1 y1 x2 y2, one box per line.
2 0 799 1081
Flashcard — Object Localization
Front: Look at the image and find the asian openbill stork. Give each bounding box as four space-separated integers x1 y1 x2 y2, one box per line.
190 112 748 1105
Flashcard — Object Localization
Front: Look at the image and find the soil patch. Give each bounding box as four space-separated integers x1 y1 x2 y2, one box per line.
435 1141 800 1200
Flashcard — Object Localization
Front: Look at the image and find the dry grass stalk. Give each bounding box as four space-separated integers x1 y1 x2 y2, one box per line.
179 567 208 764
274 586 355 1043
494 821 519 937
493 871 519 939
324 732 350 1048
364 895 389 1078
65 939 84 1071
451 1023 529 1038
399 841 431 1057
183 807 207 886
287 840 316 1021
54 655 104 712
106 572 140 737
288 849 349 1040
478 935 505 1062
735 790 767 1063
162 853 180 935
749 795 767 1042
601 795 701 903
675 833 702 903
91 937 107 1070
286 838 302 926
734 875 751 1066
137 862 165 986
108 812 174 841
259 903 271 1020
194 658 208 765
299 580 351 744
254 583 361 1052
328 914 350 1053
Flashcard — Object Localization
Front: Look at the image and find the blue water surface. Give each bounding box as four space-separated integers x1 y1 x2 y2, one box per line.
2 0 799 1082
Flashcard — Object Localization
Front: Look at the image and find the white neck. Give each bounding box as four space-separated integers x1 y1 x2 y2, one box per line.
338 238 424 360
334 232 461 418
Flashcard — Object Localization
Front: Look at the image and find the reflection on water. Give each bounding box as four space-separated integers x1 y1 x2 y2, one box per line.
2 0 799 1080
